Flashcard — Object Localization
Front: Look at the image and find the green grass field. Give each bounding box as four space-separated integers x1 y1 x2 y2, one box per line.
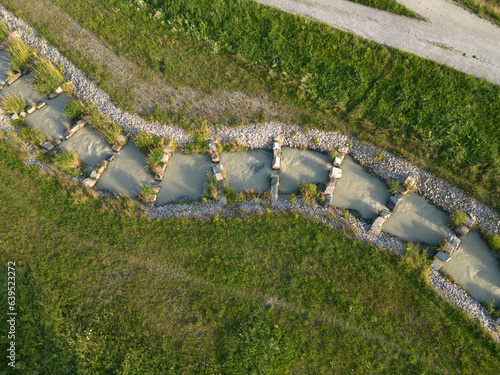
349 0 424 18
0 136 499 373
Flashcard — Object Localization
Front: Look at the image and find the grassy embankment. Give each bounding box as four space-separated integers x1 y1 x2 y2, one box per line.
0 135 499 373
349 0 424 18
454 0 500 26
2 0 499 214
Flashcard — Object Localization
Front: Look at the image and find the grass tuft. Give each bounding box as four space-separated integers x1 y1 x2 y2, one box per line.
135 131 164 154
33 58 65 94
52 150 81 176
0 21 10 41
450 210 468 228
146 147 164 171
64 100 87 120
298 182 318 205
203 174 218 201
19 127 46 148
1 93 25 114
7 37 36 72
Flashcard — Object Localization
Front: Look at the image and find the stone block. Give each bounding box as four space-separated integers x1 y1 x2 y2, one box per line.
147 194 158 204
496 317 500 325
116 134 127 146
324 184 335 195
326 179 336 188
271 184 279 203
43 141 54 151
435 251 452 263
106 154 116 162
447 235 461 249
19 112 26 118
322 194 333 208
96 160 109 174
26 105 36 115
273 142 281 150
333 156 343 167
48 92 59 99
431 259 444 271
379 209 391 220
338 146 349 154
465 215 476 229
442 242 455 255
213 164 225 175
163 148 173 156
211 153 220 163
22 68 30 76
152 185 161 194
329 167 342 179
111 143 123 152
11 113 19 120
219 196 227 205
454 225 469 237
90 170 101 180
53 139 62 146
215 172 224 182
272 155 281 170
0 80 6 87
404 175 416 187
36 100 46 109
6 72 21 85
82 178 97 188
154 173 164 181
386 193 404 210
160 153 170 163
208 141 217 153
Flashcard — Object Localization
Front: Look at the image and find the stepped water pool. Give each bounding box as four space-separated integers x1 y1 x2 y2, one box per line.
331 156 391 220
220 150 272 193
279 147 331 194
58 126 112 173
96 141 154 197
156 153 213 205
442 232 500 306
383 194 452 246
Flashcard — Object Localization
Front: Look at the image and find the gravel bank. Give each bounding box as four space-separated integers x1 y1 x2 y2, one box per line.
0 4 499 341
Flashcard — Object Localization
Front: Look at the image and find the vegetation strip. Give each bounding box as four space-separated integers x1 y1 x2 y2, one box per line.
0 0 498 213
0 140 499 372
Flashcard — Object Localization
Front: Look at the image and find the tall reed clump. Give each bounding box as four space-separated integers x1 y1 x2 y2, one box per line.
33 58 65 94
84 104 124 144
52 150 81 176
64 100 88 120
7 38 36 72
0 21 10 41
19 127 46 147
1 93 25 114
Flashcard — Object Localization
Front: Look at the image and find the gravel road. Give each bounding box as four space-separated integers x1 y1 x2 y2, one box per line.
254 0 500 85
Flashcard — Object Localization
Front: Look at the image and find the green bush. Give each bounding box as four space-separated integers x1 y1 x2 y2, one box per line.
64 100 88 120
33 58 65 94
224 185 236 203
489 234 500 255
450 210 468 228
184 131 209 154
298 183 318 206
135 131 164 154
388 179 399 194
1 93 25 114
203 175 218 201
0 21 10 40
146 147 164 171
140 184 154 203
19 127 46 147
7 38 36 72
52 150 81 176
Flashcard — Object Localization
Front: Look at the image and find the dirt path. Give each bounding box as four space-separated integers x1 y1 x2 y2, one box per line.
254 0 500 85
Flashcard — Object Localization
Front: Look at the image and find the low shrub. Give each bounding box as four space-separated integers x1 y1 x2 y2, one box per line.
450 210 468 228
388 179 399 194
52 150 81 176
298 182 318 206
2 93 25 114
140 185 154 203
0 21 10 40
184 131 209 154
146 147 164 171
11 118 25 127
203 175 218 201
64 100 88 120
224 185 236 203
488 234 500 255
7 38 36 72
33 58 65 94
19 127 46 147
135 131 164 154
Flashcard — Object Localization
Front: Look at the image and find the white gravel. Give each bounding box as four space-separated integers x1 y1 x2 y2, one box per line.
0 3 499 341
